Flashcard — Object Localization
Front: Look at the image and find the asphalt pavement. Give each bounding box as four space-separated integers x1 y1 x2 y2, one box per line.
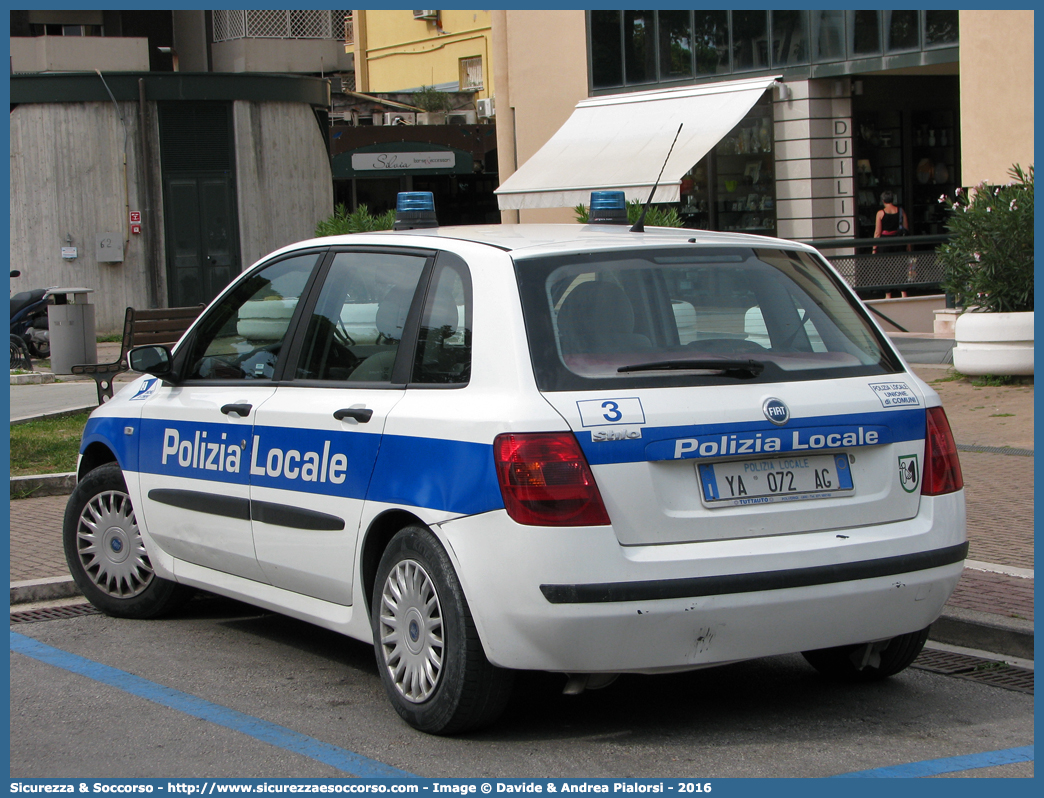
8 337 1034 661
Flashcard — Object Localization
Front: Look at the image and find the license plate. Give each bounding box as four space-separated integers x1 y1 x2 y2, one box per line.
698 453 854 506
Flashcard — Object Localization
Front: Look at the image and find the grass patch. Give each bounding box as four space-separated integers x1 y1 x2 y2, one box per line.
990 413 1016 418
930 369 1033 388
9 411 90 476
971 374 1033 387
97 334 124 343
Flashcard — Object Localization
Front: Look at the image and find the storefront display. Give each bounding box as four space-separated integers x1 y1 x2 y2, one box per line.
678 97 777 233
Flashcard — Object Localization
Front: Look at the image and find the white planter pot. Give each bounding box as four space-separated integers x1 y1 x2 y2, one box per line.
953 311 1034 376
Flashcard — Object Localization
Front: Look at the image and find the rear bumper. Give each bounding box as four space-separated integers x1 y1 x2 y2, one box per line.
438 491 966 673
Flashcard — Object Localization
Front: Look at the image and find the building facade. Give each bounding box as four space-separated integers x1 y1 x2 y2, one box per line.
350 10 494 101
9 9 340 331
492 9 1033 248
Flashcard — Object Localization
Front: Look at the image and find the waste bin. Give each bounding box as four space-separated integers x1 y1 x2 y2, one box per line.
48 288 97 374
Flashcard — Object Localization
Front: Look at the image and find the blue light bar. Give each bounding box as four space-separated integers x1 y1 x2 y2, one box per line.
588 190 628 225
393 191 438 230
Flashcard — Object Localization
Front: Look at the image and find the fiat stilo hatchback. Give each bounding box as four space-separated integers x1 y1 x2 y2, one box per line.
65 193 966 734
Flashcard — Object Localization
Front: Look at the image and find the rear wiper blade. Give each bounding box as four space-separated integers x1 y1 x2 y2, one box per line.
617 358 766 376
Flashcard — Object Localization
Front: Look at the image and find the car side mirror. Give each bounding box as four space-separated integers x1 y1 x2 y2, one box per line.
128 345 175 379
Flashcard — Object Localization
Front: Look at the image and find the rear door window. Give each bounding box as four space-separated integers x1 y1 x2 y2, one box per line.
293 251 429 383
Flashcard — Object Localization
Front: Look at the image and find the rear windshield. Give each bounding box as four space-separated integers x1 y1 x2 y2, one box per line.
514 246 903 391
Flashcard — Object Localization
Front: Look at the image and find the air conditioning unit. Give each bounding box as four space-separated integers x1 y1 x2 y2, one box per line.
413 10 438 20
476 97 495 119
447 110 478 125
383 112 416 126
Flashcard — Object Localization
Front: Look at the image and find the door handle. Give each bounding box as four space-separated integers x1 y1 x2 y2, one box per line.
334 407 373 423
221 403 252 417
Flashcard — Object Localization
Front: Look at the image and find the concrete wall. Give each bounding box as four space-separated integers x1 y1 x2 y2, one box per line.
211 38 352 74
233 101 334 267
10 36 150 73
354 10 494 100
865 295 948 334
10 102 152 333
959 10 1034 186
491 9 588 223
11 99 334 332
171 10 210 72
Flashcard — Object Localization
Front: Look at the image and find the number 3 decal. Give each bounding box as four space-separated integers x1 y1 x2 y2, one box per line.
601 401 623 422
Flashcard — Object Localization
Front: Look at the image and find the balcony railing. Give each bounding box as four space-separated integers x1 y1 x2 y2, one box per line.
213 10 352 43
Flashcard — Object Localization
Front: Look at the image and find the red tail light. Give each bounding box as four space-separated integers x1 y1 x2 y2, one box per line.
922 406 964 495
494 432 611 526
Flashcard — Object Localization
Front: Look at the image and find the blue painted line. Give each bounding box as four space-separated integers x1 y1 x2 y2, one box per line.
10 631 415 778
831 745 1034 777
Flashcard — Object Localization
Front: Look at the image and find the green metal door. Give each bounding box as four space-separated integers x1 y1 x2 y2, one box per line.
159 102 239 308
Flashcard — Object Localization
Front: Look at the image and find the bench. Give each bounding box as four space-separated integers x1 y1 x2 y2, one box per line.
72 305 204 404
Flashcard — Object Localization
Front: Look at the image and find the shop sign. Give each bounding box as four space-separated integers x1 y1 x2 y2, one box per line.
351 152 456 171
832 119 854 236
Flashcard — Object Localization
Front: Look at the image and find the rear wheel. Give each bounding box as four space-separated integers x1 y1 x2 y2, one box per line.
802 626 930 682
372 525 514 734
63 463 191 619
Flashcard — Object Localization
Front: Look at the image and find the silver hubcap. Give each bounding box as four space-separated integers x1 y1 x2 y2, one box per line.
378 559 444 703
76 489 154 598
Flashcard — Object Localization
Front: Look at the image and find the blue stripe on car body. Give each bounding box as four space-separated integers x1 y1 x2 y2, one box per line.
84 407 926 518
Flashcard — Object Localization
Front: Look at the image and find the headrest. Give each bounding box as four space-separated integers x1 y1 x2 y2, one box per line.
424 289 460 333
375 285 415 340
558 281 635 333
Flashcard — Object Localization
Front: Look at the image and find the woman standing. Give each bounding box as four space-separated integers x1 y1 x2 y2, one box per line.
873 190 909 253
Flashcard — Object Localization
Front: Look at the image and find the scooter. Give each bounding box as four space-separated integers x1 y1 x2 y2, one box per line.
10 269 52 361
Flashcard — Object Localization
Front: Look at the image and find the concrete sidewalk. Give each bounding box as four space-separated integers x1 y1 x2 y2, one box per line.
9 349 1033 660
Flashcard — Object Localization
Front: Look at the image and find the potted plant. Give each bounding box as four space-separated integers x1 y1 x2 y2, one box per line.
314 203 395 236
938 164 1034 376
574 198 683 228
413 85 451 125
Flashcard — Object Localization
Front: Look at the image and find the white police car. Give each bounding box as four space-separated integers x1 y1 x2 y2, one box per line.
64 191 966 734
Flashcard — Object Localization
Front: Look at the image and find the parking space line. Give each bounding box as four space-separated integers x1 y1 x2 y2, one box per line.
10 631 415 778
831 745 1034 777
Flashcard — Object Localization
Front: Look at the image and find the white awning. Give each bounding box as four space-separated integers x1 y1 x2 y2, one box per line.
495 75 781 211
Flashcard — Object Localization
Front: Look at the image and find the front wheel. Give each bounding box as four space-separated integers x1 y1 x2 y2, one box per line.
63 462 191 618
372 525 514 734
802 626 929 682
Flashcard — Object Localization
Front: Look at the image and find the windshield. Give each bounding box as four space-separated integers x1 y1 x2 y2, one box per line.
514 246 903 391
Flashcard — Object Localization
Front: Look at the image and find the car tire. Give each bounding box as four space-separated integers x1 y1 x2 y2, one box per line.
802 626 930 682
63 462 191 619
372 525 514 734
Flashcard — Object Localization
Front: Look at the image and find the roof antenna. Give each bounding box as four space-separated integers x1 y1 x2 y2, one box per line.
631 122 683 233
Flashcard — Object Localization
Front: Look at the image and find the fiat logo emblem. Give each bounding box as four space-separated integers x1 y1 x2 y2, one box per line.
763 398 790 426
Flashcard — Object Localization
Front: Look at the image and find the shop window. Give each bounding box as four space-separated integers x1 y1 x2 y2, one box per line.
693 11 730 75
771 11 809 67
851 11 882 56
924 11 959 47
885 11 919 51
732 11 769 72
679 95 776 236
811 10 845 61
658 10 694 81
624 10 656 84
590 10 623 89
